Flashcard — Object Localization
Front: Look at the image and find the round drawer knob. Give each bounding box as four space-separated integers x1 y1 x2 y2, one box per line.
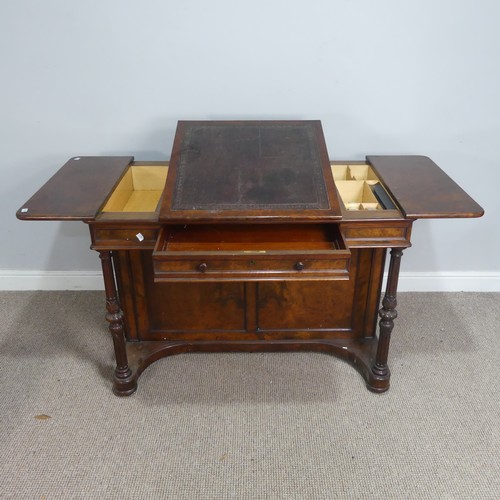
198 262 208 273
295 261 305 271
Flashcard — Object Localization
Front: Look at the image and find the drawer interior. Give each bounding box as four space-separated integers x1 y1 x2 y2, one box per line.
331 163 396 211
101 165 168 213
155 224 346 254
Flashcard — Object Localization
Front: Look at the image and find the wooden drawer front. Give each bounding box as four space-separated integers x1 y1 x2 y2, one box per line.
341 222 412 248
153 224 350 281
91 227 159 249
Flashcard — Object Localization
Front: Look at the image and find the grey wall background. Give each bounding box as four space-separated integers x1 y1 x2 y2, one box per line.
1 0 498 283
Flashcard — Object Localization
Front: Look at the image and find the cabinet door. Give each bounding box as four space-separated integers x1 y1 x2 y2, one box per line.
115 251 246 341
256 249 385 339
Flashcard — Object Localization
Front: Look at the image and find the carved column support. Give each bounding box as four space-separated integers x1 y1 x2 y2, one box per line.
373 248 404 379
99 250 136 396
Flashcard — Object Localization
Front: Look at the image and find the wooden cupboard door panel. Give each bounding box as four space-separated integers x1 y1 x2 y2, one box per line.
146 282 246 334
256 249 385 337
116 251 246 339
256 281 354 332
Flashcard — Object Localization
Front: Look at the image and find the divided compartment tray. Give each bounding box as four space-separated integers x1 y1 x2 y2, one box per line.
152 224 351 281
335 181 381 211
331 163 396 211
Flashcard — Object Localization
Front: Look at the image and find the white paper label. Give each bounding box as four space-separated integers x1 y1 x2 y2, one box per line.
136 233 145 242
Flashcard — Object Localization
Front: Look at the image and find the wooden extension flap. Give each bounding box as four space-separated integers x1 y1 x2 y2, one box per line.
367 156 484 219
16 156 134 221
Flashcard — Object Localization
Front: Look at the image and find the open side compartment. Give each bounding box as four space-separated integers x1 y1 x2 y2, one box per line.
152 223 351 281
331 163 396 211
101 165 168 213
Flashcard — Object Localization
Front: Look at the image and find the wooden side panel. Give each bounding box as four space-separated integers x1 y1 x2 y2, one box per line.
367 155 484 219
362 248 386 337
16 156 133 221
113 251 139 341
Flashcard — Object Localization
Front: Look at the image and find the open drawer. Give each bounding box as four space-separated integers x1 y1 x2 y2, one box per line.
153 224 351 281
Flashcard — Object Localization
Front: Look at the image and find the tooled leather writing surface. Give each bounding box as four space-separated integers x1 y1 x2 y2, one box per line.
160 121 341 222
172 122 329 210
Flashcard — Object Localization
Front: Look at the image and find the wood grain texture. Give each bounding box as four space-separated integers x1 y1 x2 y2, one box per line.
16 156 133 221
367 155 484 219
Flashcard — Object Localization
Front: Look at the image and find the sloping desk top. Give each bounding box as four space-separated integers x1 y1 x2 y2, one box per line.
159 120 342 223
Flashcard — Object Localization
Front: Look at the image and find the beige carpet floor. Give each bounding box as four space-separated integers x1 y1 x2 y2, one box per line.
1 291 499 499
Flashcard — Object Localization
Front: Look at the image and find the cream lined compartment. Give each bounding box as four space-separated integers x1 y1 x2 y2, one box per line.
331 164 394 211
102 166 168 212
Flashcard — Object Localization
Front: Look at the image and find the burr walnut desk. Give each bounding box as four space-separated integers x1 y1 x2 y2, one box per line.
17 121 483 396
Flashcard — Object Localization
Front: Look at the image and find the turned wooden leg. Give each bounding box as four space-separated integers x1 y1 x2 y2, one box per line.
99 250 137 396
370 248 404 391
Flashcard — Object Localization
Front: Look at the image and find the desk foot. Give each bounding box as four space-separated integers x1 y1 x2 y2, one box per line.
113 378 138 397
366 373 391 393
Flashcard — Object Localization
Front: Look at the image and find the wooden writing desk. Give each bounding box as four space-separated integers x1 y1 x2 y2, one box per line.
17 120 483 395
